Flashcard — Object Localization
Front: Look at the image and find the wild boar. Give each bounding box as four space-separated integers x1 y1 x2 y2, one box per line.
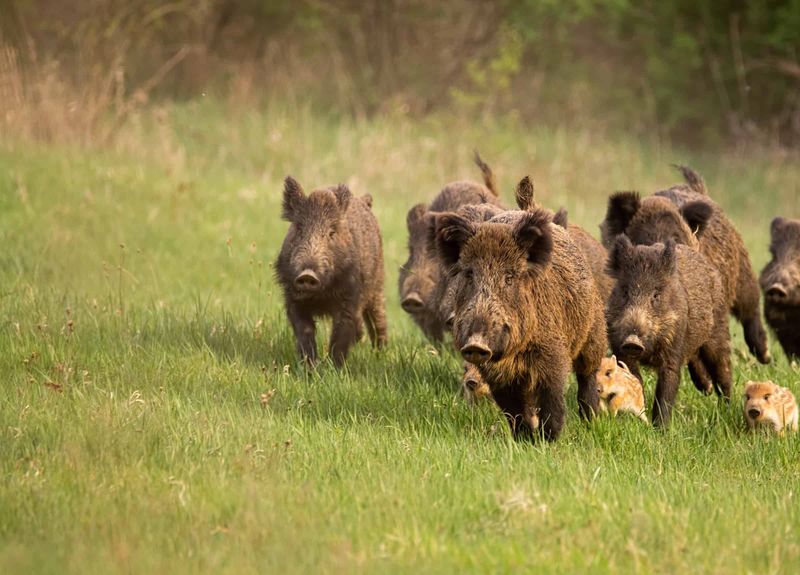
759 217 800 360
595 356 648 422
606 236 732 426
462 362 492 404
276 176 387 366
435 206 607 441
399 152 502 342
743 381 798 435
600 165 770 365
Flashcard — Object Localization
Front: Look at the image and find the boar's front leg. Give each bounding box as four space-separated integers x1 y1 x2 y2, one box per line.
330 307 361 367
573 318 605 420
687 357 713 395
287 303 317 365
492 385 540 441
652 358 682 427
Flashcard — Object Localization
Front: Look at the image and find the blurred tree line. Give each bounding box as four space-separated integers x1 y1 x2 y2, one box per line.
1 0 799 147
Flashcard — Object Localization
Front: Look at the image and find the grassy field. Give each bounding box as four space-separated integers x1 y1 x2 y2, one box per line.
1 101 800 574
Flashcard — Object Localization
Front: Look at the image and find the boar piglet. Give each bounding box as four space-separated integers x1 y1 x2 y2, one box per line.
276 176 387 366
399 152 502 343
760 217 800 360
600 165 770 366
436 207 608 441
606 236 731 425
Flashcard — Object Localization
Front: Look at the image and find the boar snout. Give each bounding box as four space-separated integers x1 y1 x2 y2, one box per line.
464 374 480 391
766 283 788 300
461 336 492 365
294 269 321 290
622 334 645 356
747 407 761 420
401 292 425 313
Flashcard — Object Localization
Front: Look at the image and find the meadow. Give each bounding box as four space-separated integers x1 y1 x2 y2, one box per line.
1 101 800 574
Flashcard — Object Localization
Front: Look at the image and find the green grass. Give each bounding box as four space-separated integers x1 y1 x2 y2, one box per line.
1 101 800 574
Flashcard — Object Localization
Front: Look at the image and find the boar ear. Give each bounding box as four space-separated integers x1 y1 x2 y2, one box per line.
661 239 678 274
515 176 535 210
608 234 634 275
423 213 438 258
407 203 428 230
333 184 352 212
680 200 713 237
282 176 305 221
553 208 569 229
436 213 476 267
513 210 553 271
605 192 641 238
617 360 630 372
771 217 788 238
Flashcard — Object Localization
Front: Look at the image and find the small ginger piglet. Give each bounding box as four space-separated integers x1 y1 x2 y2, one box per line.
744 381 798 435
462 363 492 404
596 356 647 422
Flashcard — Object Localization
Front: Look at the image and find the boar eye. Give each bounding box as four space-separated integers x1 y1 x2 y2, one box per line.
328 227 337 238
763 394 771 401
464 269 474 281
652 290 660 303
504 271 514 285
605 370 612 377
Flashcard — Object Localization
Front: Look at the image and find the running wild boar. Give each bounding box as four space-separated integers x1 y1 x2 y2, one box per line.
435 206 607 441
276 176 387 366
600 166 770 366
759 217 800 360
399 152 502 342
606 236 732 426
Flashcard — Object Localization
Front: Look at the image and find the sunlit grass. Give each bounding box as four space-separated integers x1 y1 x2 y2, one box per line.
1 101 799 574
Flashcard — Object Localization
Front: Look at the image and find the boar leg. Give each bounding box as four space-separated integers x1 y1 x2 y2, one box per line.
535 374 567 441
287 304 317 365
573 318 605 420
687 358 713 395
733 263 771 364
330 308 360 367
363 295 388 348
492 385 543 441
699 342 732 400
652 360 681 427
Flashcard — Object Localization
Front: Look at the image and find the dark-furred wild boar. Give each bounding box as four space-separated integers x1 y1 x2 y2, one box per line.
276 176 387 366
399 152 502 342
760 217 800 360
606 236 732 426
600 166 770 366
435 207 607 441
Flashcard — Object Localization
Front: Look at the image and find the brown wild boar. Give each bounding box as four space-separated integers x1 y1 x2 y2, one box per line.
400 152 502 343
743 380 798 435
759 217 800 360
276 176 387 366
606 236 732 426
435 206 607 441
600 165 770 366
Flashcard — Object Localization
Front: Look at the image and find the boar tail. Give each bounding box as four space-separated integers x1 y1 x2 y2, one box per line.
672 164 707 195
474 150 498 197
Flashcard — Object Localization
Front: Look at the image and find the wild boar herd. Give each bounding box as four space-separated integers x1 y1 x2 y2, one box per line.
276 155 800 441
